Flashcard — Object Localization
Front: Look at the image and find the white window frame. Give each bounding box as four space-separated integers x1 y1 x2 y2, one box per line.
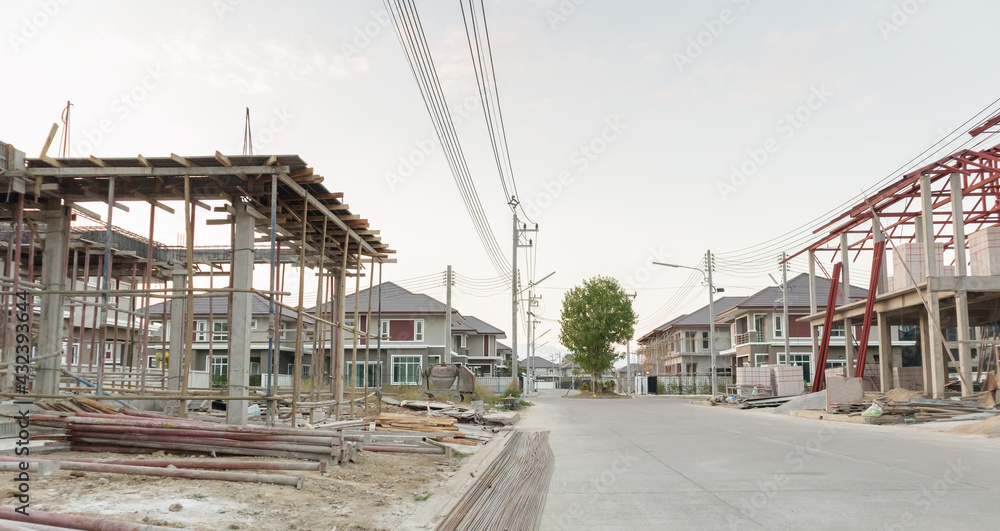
414 319 424 341
212 321 228 342
380 320 390 338
250 361 260 375
148 355 160 369
250 319 258 330
194 320 208 342
280 321 288 341
345 318 355 330
773 314 783 339
391 355 422 385
428 354 441 366
347 361 381 387
211 355 229 377
754 353 769 366
830 324 845 338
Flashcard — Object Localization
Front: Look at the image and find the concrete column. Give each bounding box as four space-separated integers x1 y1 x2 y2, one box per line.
227 203 254 425
876 312 893 392
927 292 946 398
37 204 69 395
920 174 939 278
919 312 932 393
950 173 973 395
168 272 187 393
840 235 855 371
808 251 819 379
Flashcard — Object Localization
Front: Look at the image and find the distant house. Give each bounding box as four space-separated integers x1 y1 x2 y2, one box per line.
519 356 559 387
313 282 507 387
146 293 313 388
636 297 744 376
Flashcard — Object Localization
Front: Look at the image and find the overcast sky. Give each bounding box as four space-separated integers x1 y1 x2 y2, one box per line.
3 0 1000 362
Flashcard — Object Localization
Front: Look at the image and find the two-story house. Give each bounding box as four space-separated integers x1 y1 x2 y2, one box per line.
146 293 314 388
636 297 744 376
717 273 879 382
327 282 508 387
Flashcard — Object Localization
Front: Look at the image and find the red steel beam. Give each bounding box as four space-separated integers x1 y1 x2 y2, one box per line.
811 262 842 393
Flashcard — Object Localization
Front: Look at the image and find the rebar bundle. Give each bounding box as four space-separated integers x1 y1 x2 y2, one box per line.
437 431 554 531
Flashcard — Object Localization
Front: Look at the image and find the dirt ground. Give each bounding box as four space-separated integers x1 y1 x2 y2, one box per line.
5 450 464 530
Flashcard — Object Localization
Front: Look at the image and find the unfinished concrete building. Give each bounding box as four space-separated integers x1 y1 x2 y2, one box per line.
792 113 1000 398
0 135 393 426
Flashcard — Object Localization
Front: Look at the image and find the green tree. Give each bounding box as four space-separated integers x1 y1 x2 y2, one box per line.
558 276 637 386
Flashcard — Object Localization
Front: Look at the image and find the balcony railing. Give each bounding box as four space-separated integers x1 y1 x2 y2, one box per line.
735 332 750 345
735 331 766 345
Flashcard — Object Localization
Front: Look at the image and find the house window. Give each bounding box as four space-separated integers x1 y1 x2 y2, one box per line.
773 314 783 338
148 356 160 369
392 355 422 385
280 322 288 341
103 343 122 365
428 355 441 366
194 320 208 342
684 331 697 352
213 321 228 342
380 320 389 338
347 361 381 387
702 332 709 350
250 361 260 375
286 364 310 377
415 320 424 341
345 318 355 330
830 324 845 338
250 319 258 330
754 353 769 366
212 355 228 377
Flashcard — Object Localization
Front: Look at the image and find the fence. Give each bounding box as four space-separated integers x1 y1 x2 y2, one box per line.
642 374 733 395
477 376 515 394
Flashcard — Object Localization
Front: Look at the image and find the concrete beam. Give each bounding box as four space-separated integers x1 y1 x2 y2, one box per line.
950 172 973 396
168 274 186 394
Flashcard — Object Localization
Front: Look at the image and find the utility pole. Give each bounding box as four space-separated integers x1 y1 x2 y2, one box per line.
445 265 452 365
511 206 518 383
625 291 637 394
781 252 790 367
706 250 718 398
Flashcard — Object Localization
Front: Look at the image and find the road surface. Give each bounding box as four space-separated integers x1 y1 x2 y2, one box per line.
517 391 999 530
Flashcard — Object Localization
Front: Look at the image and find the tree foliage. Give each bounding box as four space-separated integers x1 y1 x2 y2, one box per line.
558 276 636 384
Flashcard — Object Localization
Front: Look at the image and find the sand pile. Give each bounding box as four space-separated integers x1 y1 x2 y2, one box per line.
882 388 923 402
772 390 826 414
947 414 1000 437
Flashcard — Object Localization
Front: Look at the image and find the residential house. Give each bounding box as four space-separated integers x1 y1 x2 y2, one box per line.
321 282 508 387
636 297 745 376
716 273 914 382
519 355 559 388
146 294 313 388
496 343 512 375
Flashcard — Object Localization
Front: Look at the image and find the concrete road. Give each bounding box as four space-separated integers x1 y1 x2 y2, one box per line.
517 391 1000 530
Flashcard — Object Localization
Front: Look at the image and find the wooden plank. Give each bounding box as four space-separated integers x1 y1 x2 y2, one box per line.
39 123 58 157
137 154 153 168
170 153 195 167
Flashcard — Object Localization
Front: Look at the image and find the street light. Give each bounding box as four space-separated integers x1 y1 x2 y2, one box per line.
653 251 724 397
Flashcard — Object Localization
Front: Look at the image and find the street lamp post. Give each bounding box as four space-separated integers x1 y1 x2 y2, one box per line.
654 250 722 397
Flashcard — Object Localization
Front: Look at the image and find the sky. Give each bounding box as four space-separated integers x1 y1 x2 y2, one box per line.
3 0 1000 364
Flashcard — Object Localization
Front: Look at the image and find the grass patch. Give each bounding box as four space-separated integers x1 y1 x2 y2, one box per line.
413 492 433 501
381 384 425 401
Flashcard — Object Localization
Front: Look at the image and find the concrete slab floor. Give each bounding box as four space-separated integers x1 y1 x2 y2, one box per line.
518 389 1000 530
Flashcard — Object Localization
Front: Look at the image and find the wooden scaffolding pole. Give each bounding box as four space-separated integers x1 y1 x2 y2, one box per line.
364 259 374 417
291 201 308 426
350 264 361 419
180 175 196 418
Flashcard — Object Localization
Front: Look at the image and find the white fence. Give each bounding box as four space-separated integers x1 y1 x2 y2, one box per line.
477 376 515 394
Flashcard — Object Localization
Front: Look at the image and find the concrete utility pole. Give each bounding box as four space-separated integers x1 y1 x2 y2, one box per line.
625 291 637 394
706 250 718 397
511 208 518 382
782 251 790 366
445 265 452 365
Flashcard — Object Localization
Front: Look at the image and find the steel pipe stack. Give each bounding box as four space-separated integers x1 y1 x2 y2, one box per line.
31 413 365 464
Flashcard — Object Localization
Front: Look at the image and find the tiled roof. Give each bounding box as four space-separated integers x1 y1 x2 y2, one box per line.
458 315 506 337
723 273 867 314
143 293 311 323
311 282 449 315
